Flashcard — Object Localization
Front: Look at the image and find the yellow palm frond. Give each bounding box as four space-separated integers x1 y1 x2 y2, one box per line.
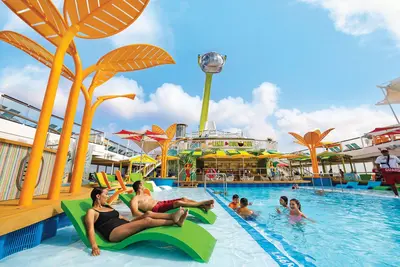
0 31 74 81
2 0 75 54
64 0 150 39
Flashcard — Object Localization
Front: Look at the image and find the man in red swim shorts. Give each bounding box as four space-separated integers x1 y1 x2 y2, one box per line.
375 149 400 197
129 181 214 216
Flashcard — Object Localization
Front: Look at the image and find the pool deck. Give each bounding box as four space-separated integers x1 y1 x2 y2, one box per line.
0 188 290 267
0 186 92 236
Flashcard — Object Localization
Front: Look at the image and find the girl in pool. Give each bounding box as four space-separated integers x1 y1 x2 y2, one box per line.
289 198 315 223
86 187 188 256
276 196 289 214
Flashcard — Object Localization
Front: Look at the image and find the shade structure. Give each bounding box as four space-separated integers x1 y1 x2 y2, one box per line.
377 78 400 105
167 156 180 161
129 155 157 164
130 139 160 154
365 125 400 137
317 151 342 159
230 151 255 159
114 129 168 175
258 152 280 159
279 154 301 159
192 150 203 157
114 130 168 141
201 150 230 160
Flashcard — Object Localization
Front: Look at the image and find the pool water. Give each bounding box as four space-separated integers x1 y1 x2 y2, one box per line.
223 187 400 267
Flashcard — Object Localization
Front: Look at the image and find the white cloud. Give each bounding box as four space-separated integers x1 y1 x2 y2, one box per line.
1 65 396 152
299 0 400 45
275 105 396 151
0 65 71 115
110 2 170 47
96 79 279 140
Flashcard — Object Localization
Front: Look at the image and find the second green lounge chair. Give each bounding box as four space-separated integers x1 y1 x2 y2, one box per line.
119 193 217 224
61 199 216 263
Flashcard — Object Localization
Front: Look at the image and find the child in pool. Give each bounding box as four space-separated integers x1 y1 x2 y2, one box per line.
289 199 314 223
229 194 240 210
237 198 256 219
229 194 252 210
276 196 289 214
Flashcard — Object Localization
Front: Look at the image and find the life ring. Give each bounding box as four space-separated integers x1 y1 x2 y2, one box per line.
206 168 217 179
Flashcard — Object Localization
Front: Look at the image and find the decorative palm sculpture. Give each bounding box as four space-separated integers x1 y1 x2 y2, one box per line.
288 129 334 177
1 0 175 205
151 124 177 177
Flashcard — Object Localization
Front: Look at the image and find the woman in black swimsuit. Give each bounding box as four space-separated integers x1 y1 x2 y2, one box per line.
86 188 189 256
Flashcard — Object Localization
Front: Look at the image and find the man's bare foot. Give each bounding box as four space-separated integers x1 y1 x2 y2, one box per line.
203 204 214 211
204 199 214 205
172 207 184 223
176 209 189 227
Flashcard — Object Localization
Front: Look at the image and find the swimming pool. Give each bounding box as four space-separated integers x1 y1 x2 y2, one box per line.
219 187 400 267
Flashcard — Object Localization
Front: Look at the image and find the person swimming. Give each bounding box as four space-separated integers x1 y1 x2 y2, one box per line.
237 198 258 220
289 198 314 223
229 194 240 210
276 196 289 214
292 184 299 190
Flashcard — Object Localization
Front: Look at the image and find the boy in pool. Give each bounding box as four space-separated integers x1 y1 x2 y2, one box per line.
276 196 289 214
236 198 255 219
229 194 253 210
229 194 240 210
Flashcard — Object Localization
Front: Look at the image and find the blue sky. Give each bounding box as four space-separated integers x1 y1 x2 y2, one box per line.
0 0 399 151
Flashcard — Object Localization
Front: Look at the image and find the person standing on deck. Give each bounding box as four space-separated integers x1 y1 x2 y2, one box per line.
375 149 400 197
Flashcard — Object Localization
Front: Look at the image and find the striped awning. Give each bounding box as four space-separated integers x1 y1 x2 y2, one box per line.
231 150 254 159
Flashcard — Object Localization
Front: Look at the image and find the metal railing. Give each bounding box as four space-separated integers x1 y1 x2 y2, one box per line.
0 94 139 157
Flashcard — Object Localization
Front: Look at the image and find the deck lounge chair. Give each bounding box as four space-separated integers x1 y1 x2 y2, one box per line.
351 143 362 150
355 181 381 190
95 172 120 190
119 193 217 224
105 171 133 204
61 199 216 262
345 144 354 151
336 181 359 189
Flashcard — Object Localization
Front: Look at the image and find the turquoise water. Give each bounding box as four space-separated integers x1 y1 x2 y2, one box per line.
224 187 400 267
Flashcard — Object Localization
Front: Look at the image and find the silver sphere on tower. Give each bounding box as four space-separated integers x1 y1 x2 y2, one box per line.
198 52 227 74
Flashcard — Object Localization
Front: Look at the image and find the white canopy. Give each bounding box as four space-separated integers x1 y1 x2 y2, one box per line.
377 77 400 105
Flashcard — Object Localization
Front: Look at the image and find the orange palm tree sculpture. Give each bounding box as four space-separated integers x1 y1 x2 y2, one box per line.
2 0 150 206
151 124 177 177
288 128 334 177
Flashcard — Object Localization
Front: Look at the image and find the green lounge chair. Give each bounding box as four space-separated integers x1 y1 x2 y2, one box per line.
119 193 217 224
61 199 216 263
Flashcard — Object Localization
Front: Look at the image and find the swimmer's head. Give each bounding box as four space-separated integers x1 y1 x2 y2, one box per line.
290 198 301 211
232 194 239 203
280 196 288 207
240 197 249 207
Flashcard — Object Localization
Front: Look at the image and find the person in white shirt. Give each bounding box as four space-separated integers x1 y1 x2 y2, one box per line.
375 149 400 197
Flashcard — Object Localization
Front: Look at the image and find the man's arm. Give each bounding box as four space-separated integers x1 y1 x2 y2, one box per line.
130 196 144 217
395 156 400 164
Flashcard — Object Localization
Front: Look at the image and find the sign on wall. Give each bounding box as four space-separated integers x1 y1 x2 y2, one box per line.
206 140 253 149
